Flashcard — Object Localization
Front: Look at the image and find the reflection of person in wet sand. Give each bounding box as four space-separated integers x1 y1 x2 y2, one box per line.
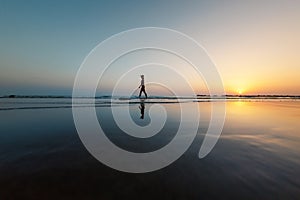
138 75 148 98
139 100 145 119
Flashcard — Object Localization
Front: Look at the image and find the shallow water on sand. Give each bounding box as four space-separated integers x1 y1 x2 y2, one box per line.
0 98 299 199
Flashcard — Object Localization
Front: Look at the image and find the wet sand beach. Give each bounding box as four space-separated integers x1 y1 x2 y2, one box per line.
0 98 300 199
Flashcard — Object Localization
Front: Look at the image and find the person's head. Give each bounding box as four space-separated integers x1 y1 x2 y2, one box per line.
140 75 144 79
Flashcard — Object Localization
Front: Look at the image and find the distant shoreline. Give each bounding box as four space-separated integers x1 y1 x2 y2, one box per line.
1 94 300 99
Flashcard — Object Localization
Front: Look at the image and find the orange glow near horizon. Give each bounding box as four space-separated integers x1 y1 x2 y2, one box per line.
220 71 300 95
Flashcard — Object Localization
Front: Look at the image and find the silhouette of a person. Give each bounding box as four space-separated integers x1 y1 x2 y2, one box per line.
138 75 148 98
139 100 145 119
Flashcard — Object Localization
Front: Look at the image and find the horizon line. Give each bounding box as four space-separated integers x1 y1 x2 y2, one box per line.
1 94 300 99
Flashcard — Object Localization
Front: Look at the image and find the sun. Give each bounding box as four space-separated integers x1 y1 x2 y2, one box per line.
236 89 244 95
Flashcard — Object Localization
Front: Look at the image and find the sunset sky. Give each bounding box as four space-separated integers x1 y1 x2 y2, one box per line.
1 0 299 96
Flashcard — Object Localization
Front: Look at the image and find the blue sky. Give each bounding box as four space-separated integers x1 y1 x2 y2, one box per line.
1 0 300 95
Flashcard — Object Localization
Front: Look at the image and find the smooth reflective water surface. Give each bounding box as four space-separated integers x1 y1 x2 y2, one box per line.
0 98 299 199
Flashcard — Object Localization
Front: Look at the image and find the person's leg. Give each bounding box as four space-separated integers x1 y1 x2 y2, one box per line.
139 88 142 98
142 86 147 98
140 86 145 98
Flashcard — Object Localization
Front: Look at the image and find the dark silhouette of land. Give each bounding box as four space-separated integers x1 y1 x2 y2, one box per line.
1 94 299 99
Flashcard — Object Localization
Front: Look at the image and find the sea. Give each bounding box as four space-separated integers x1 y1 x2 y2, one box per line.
0 96 300 199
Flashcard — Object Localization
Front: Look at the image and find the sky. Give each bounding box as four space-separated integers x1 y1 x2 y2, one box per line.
0 0 299 96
